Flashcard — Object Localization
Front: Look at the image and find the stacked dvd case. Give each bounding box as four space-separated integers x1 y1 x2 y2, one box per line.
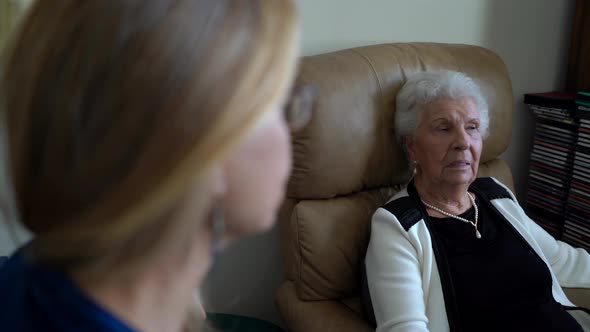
562 92 590 251
524 92 578 239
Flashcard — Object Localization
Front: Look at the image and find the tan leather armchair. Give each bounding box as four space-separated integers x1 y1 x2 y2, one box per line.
277 43 589 332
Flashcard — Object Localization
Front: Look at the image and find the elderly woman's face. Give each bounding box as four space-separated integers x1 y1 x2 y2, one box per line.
405 97 482 187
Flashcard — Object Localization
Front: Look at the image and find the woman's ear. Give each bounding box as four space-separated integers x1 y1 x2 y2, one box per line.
403 135 416 162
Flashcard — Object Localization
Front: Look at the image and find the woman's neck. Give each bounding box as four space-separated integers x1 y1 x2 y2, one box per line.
414 175 472 216
72 231 211 332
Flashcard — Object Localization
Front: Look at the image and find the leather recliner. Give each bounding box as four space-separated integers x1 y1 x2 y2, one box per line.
277 42 589 332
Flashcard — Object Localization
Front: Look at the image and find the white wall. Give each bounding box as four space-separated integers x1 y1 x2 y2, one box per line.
207 0 575 328
0 0 575 329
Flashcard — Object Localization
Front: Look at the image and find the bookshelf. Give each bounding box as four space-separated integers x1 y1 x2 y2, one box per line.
524 92 590 252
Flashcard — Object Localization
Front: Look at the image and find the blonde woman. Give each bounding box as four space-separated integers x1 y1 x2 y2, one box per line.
0 0 300 331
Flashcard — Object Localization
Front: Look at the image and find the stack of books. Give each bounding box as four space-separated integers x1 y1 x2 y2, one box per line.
562 92 590 251
524 92 578 238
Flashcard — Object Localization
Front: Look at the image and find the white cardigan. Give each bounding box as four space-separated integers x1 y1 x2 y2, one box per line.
365 178 590 332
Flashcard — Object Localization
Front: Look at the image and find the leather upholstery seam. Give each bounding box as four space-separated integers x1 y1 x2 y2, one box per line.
350 49 385 102
294 203 304 297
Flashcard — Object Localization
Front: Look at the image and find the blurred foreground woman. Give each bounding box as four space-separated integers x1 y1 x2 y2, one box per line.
0 1 300 331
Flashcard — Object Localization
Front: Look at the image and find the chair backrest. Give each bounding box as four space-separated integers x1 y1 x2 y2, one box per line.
278 42 514 326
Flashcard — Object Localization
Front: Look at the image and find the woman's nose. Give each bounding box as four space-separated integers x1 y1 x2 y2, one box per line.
452 128 470 150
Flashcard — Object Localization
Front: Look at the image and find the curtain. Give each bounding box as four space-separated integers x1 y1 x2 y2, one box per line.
566 0 590 92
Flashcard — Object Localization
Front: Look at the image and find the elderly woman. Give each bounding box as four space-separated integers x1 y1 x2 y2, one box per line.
365 70 590 332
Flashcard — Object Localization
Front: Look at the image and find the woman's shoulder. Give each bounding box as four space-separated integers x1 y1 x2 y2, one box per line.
384 185 410 205
376 186 411 220
0 251 33 298
0 251 36 330
372 185 427 233
470 177 516 201
0 249 133 332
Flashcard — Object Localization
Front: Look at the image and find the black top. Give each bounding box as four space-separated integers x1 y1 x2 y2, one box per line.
428 194 582 332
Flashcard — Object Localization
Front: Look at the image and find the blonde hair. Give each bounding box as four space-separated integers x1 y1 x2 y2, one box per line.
1 0 299 275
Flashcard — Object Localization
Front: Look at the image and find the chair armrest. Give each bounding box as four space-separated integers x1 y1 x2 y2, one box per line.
276 281 373 332
564 287 590 308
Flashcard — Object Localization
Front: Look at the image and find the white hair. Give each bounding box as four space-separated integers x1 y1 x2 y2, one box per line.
394 70 489 144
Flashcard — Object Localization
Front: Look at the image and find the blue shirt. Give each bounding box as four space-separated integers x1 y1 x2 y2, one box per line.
0 248 134 332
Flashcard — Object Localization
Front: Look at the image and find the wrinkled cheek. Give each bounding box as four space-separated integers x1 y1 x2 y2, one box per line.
471 152 481 176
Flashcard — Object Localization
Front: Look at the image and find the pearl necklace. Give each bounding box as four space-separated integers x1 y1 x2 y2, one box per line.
421 192 481 239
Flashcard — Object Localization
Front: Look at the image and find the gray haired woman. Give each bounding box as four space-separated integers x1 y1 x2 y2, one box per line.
364 70 590 332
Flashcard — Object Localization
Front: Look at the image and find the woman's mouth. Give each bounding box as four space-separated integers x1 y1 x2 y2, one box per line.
447 160 471 168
